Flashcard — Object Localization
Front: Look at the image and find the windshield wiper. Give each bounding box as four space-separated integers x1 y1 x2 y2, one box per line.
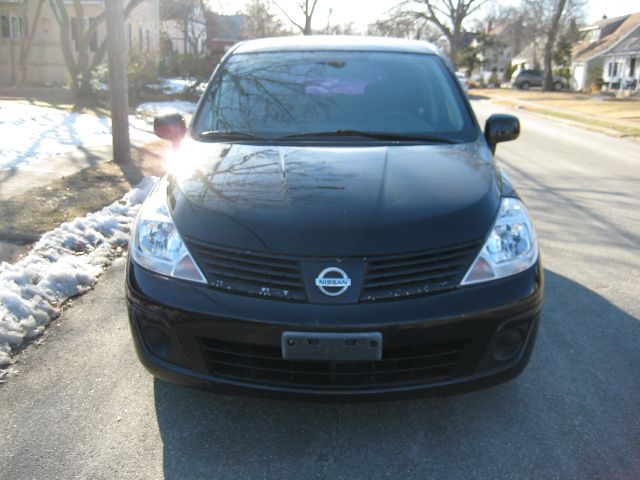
199 130 268 141
276 130 457 143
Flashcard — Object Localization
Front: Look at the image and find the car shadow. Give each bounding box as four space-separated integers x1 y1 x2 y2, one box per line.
153 269 640 479
467 92 490 100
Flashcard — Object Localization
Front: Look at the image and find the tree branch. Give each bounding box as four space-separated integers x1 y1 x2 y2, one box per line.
272 0 305 33
49 0 78 78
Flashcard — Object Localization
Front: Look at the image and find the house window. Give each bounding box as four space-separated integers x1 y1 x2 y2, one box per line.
1 14 22 40
630 58 636 78
10 15 21 39
0 15 9 38
612 62 618 77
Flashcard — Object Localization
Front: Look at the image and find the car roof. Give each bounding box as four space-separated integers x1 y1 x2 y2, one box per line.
232 35 442 56
230 35 453 71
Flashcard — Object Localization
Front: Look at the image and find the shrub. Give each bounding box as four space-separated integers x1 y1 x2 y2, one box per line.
587 67 604 93
179 53 222 82
488 69 499 88
553 67 571 80
127 52 159 104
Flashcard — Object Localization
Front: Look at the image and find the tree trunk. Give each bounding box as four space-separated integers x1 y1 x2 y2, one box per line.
18 0 46 85
50 0 80 95
72 0 92 98
543 0 567 91
106 0 131 164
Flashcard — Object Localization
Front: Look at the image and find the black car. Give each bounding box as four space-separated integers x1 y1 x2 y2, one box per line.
126 36 543 400
512 69 567 90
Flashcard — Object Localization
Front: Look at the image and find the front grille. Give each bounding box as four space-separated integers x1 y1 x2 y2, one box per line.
360 241 481 302
187 238 307 301
200 337 469 389
186 238 481 303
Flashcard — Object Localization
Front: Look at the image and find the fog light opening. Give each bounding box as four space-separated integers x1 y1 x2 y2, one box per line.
493 328 525 362
143 325 174 361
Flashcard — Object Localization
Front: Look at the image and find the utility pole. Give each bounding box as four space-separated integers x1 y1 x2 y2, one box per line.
106 0 131 164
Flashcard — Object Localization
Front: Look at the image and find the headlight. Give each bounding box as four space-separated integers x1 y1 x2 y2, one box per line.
462 198 538 285
131 178 207 283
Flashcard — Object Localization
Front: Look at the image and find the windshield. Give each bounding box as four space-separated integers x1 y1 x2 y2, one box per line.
193 51 477 142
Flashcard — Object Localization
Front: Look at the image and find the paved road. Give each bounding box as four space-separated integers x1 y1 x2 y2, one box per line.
1 101 639 479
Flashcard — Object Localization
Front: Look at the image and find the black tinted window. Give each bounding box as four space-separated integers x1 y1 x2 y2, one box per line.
193 51 476 142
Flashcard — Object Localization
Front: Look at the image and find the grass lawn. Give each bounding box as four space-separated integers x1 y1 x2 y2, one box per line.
471 88 640 138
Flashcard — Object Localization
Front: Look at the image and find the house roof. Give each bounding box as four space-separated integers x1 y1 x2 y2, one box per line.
573 12 640 62
580 14 628 32
512 41 543 65
606 31 640 56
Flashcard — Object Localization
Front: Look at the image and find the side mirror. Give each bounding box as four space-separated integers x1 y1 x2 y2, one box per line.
485 114 520 154
154 113 187 147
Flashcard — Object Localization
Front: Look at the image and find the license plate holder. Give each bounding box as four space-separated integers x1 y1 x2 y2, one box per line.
281 331 382 362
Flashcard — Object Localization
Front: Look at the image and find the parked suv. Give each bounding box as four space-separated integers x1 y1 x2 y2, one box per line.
512 69 567 90
127 36 542 400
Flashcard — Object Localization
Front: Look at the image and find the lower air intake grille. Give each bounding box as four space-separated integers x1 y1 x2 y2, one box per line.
200 337 469 389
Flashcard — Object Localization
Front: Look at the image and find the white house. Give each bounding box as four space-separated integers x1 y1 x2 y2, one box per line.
571 12 640 91
602 31 640 92
0 0 160 86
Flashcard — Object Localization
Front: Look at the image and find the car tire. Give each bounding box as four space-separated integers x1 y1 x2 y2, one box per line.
553 81 564 91
520 82 530 90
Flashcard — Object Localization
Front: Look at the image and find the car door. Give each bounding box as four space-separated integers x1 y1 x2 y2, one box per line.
531 70 543 87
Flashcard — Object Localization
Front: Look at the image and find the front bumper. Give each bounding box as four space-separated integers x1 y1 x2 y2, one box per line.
125 259 543 400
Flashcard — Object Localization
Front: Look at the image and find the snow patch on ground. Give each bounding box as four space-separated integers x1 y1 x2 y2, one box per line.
0 101 113 171
148 77 206 96
135 100 197 117
0 177 157 367
0 101 195 171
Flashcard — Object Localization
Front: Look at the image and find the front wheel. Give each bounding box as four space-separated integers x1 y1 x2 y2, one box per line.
520 82 530 90
553 81 564 91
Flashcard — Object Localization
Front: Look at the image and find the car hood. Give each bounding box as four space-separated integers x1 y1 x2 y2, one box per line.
167 139 500 256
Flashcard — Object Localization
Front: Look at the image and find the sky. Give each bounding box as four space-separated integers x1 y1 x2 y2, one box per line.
208 0 640 31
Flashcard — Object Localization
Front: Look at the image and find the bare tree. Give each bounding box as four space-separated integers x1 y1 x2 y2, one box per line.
272 0 320 35
520 0 585 90
106 0 130 164
368 11 440 41
243 0 288 38
48 0 146 98
401 0 489 64
541 0 567 90
161 0 208 55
